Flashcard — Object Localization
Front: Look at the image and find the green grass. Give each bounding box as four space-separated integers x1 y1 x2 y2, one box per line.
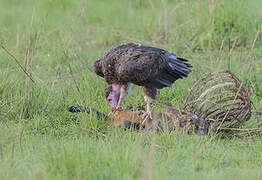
0 0 262 179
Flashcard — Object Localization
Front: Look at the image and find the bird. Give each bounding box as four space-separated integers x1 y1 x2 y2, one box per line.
93 43 192 119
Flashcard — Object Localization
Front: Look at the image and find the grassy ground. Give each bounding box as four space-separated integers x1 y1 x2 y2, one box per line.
0 0 262 179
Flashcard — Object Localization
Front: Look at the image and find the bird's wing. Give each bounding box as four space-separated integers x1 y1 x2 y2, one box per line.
144 52 192 89
115 44 192 89
93 43 192 87
115 51 165 86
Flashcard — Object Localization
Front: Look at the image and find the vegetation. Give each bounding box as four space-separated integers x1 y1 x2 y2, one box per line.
0 0 261 179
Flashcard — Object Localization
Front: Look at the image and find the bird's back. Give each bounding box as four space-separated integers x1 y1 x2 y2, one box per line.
93 43 192 87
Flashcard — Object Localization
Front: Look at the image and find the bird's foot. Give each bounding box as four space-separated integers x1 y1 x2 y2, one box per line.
142 111 153 120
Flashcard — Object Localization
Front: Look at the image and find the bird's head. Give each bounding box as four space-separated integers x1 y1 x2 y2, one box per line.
104 85 121 107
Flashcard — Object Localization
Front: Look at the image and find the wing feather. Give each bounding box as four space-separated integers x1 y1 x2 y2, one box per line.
93 43 192 88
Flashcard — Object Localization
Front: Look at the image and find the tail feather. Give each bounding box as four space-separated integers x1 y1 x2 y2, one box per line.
145 53 192 89
168 60 191 75
166 53 192 76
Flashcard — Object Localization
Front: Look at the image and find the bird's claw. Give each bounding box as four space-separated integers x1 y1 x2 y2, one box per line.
116 106 123 111
142 111 153 120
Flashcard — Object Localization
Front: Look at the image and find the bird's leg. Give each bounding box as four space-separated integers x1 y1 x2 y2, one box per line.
142 86 157 119
142 96 153 119
116 83 132 109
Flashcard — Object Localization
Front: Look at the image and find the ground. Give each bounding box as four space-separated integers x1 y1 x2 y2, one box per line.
0 0 262 179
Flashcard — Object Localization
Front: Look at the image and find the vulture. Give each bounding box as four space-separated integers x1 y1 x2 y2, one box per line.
93 43 192 119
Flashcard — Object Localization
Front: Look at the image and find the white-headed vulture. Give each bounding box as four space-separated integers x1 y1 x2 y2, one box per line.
93 43 192 119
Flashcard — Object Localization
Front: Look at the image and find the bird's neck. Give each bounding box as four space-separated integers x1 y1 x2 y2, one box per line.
112 84 121 90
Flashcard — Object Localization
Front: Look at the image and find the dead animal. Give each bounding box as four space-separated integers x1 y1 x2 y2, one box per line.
183 70 252 135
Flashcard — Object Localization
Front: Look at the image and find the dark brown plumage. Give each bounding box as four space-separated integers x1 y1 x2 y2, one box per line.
93 43 192 118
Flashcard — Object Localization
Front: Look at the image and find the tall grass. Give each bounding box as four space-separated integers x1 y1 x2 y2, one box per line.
0 0 261 179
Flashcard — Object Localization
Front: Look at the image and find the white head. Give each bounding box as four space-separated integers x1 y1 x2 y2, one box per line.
104 85 121 107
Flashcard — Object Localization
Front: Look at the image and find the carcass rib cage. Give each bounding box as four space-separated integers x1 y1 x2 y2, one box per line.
183 70 252 133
